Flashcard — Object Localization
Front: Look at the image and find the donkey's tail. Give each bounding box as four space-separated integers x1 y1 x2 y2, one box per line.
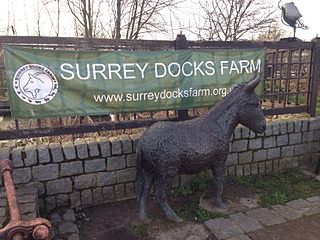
136 146 144 202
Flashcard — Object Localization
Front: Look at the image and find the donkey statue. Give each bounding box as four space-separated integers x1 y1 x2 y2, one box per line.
136 75 266 223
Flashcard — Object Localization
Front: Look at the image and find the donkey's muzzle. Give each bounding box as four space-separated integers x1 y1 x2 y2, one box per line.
255 124 266 133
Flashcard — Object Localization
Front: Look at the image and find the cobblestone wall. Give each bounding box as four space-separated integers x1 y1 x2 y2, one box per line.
0 117 319 213
226 118 320 177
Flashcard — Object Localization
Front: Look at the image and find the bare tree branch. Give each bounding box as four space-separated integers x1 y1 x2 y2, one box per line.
112 0 182 39
65 0 101 37
197 0 276 41
255 22 287 41
41 0 61 36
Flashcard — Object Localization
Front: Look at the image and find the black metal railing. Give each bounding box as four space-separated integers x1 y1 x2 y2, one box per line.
0 35 318 140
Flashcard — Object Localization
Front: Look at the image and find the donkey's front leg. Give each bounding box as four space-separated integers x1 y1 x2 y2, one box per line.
211 161 226 208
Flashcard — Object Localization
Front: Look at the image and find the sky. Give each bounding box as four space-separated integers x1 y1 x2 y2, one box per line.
284 0 319 40
0 0 319 41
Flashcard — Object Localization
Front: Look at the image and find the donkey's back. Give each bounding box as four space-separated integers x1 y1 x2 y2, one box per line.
138 118 227 175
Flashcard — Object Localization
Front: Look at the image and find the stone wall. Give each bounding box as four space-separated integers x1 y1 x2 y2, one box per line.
226 117 320 176
0 117 319 213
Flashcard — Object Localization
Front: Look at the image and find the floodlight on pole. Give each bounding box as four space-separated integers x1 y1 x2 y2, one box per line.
278 1 308 38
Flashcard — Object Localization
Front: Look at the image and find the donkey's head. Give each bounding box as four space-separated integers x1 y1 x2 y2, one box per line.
237 75 266 133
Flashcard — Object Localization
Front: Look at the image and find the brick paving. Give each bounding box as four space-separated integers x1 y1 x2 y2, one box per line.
203 196 320 240
150 196 320 240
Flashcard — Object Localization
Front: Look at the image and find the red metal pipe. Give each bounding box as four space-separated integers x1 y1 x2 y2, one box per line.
32 225 50 240
2 169 21 222
0 160 21 222
0 159 52 240
12 232 24 240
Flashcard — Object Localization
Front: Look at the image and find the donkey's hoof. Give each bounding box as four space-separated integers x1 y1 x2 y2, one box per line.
139 215 151 224
164 209 184 223
214 199 227 209
171 216 183 223
217 202 226 209
167 213 183 223
141 217 151 224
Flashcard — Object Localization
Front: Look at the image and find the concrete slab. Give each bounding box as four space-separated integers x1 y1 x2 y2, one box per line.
286 199 312 209
245 208 286 226
229 212 264 232
155 223 210 240
204 218 243 239
306 196 320 203
226 234 252 240
271 205 303 220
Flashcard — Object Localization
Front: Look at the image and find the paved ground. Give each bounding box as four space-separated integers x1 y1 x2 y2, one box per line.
248 213 320 240
2 189 320 240
157 196 320 240
203 196 320 240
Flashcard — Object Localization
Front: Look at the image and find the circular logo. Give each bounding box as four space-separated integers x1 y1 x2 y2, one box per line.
13 64 59 105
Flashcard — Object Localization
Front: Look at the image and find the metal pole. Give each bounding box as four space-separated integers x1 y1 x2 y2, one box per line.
0 160 21 222
175 34 189 121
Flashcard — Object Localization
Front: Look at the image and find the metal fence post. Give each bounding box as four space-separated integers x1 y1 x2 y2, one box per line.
310 38 320 117
174 34 189 121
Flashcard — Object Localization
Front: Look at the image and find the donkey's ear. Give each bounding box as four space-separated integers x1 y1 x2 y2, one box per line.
244 74 260 93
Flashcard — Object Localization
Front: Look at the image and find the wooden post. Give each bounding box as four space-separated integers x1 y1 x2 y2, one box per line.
310 38 320 117
175 34 189 121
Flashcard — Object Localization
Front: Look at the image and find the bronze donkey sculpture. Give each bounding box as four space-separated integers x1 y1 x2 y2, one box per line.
136 75 266 223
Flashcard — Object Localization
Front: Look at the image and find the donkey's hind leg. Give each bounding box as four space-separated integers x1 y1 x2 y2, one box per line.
138 172 154 223
154 174 183 223
211 160 227 208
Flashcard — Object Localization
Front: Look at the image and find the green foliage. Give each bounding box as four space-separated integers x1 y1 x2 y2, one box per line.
174 176 212 197
236 168 320 207
176 199 225 223
172 168 320 222
174 184 193 197
173 176 225 222
194 208 225 223
131 224 147 238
